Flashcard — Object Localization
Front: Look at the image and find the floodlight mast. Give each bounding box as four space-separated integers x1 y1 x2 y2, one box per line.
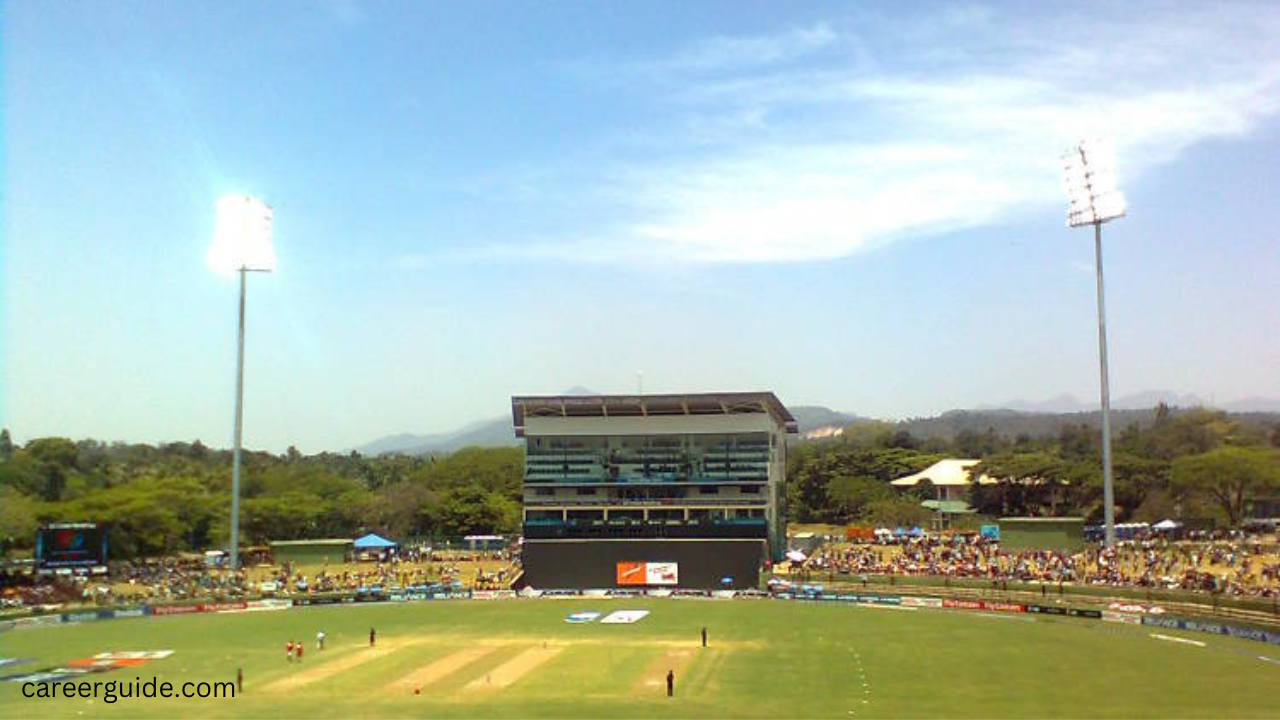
231 267 246 572
212 196 274 572
1063 141 1125 548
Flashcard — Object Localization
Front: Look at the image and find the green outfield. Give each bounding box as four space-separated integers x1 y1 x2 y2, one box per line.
1 599 1276 719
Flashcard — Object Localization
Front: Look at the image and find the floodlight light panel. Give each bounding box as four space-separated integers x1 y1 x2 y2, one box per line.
1088 168 1118 194
1063 171 1089 192
1066 193 1126 227
1063 180 1092 203
1062 138 1125 226
1079 137 1116 160
1067 198 1094 215
209 195 276 272
1094 191 1127 220
1066 209 1095 227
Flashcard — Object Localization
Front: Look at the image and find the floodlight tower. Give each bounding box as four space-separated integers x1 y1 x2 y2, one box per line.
1062 140 1126 548
208 196 275 570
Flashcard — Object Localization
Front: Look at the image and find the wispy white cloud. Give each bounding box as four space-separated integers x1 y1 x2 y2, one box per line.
658 23 838 72
473 5 1280 264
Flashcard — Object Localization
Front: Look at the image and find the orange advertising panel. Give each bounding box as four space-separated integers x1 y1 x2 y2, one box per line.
845 526 875 542
616 561 647 586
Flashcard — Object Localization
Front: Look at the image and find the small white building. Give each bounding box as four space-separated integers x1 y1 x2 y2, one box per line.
890 459 996 503
890 459 999 528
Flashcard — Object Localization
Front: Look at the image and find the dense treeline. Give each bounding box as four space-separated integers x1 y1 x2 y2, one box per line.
0 429 520 558
788 405 1280 527
2 404 1278 559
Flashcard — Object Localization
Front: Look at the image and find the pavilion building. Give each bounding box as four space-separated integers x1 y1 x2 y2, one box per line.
512 392 796 589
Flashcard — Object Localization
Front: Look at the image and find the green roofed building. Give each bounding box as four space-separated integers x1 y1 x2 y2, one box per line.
922 500 976 515
890 459 992 530
269 539 352 566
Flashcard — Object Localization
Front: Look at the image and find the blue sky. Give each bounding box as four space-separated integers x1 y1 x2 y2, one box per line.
3 1 1279 452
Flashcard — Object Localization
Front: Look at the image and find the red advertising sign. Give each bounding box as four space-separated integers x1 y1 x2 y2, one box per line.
151 602 247 616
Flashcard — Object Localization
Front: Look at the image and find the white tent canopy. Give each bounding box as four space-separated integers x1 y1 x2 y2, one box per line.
1153 519 1182 530
785 550 807 563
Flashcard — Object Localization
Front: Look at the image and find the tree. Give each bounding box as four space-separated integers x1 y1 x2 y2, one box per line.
974 452 1072 517
954 427 1004 457
907 478 936 503
0 449 45 497
1058 424 1098 459
838 421 897 449
1170 447 1280 526
861 497 932 527
0 486 41 554
1104 454 1169 520
0 429 13 459
1146 408 1234 460
885 430 919 450
241 492 326 543
25 437 81 501
825 475 891 521
432 485 519 537
408 446 523 497
786 450 836 522
0 435 521 559
785 444 939 523
361 482 439 539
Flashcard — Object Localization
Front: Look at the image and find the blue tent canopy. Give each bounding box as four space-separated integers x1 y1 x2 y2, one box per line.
353 533 397 549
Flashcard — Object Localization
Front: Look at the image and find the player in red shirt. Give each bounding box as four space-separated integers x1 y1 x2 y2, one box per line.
286 640 294 663
295 640 303 662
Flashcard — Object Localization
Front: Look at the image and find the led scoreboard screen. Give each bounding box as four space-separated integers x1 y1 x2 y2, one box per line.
36 523 108 569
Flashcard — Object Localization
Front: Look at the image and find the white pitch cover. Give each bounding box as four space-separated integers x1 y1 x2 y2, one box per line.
600 610 650 624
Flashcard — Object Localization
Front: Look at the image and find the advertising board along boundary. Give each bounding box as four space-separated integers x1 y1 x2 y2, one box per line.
4 585 1277 648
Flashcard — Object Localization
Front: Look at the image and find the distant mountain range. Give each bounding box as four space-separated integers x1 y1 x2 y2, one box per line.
353 391 1278 456
976 390 1280 414
353 417 520 456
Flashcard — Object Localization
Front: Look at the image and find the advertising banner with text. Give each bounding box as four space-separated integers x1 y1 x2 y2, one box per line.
616 562 679 586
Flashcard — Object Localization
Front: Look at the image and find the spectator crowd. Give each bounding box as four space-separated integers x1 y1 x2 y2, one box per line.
800 533 1280 598
4 534 1277 611
1 548 519 610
